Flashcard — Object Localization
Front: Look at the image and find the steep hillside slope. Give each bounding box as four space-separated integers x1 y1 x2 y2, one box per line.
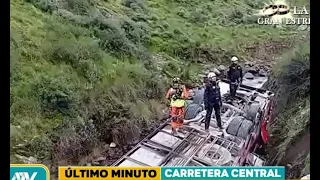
264 41 310 178
10 0 308 175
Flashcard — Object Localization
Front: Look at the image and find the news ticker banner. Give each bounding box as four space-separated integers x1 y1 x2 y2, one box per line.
11 164 285 180
58 167 285 180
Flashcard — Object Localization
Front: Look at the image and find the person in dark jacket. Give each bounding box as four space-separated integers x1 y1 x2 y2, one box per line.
227 56 243 100
203 72 223 132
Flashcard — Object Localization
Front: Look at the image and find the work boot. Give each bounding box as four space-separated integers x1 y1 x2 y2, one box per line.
171 128 177 136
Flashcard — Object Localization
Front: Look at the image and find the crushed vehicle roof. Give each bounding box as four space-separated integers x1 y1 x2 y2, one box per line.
112 77 273 167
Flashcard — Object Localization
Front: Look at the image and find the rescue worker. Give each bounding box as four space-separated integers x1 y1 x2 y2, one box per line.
203 72 223 132
166 77 188 135
227 56 243 100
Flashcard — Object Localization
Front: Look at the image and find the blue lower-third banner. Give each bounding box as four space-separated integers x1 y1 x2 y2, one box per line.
161 167 285 180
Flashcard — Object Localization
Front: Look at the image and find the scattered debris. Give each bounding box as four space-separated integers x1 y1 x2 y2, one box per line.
15 155 38 164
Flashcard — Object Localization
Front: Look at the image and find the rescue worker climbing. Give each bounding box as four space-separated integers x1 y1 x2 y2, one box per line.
227 56 243 100
203 72 223 132
166 77 188 135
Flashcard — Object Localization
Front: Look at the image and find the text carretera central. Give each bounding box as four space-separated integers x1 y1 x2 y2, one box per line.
59 166 285 180
162 167 283 178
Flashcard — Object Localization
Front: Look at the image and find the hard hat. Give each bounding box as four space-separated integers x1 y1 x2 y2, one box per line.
173 77 180 83
207 72 216 78
231 56 239 62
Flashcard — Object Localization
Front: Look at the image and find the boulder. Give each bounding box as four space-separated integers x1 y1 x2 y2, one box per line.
94 157 106 162
92 161 100 166
244 72 255 80
212 68 220 75
247 66 259 74
86 163 92 166
198 74 206 79
244 61 254 67
258 69 268 77
203 64 213 70
15 155 38 164
217 65 227 71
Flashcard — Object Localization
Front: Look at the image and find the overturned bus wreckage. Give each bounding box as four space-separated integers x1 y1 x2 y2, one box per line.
112 79 275 167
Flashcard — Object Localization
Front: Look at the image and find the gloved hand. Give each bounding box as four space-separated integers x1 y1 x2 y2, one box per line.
219 100 223 107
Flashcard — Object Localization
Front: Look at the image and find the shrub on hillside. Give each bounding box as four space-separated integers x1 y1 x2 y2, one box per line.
55 9 91 26
281 49 310 98
245 0 265 9
189 10 208 24
120 17 149 45
265 43 310 172
25 0 57 13
31 74 79 116
52 118 100 162
98 29 136 57
95 18 150 60
47 37 103 83
28 0 151 61
228 9 244 24
10 31 21 75
122 0 147 12
59 0 93 15
86 86 163 145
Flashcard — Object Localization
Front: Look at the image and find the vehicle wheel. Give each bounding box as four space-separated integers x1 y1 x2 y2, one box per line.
237 119 254 139
226 116 245 136
185 103 203 120
192 89 204 105
246 103 260 121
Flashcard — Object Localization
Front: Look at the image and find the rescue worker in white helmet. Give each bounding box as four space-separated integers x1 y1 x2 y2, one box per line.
203 72 223 132
227 56 243 100
166 77 188 135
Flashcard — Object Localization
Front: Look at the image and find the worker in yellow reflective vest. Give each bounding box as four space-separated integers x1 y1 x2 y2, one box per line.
166 77 189 135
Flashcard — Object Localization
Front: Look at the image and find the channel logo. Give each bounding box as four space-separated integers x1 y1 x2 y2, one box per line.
10 164 50 180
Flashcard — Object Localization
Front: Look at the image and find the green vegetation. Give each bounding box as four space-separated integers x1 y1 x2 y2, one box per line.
10 0 308 174
265 41 310 178
305 153 310 174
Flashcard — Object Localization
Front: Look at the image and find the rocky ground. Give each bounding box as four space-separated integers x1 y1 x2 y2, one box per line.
201 60 270 83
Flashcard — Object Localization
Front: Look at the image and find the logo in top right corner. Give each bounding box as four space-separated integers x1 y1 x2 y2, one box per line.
257 1 310 25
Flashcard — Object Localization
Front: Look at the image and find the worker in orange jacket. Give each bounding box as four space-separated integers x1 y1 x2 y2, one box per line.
166 77 189 135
